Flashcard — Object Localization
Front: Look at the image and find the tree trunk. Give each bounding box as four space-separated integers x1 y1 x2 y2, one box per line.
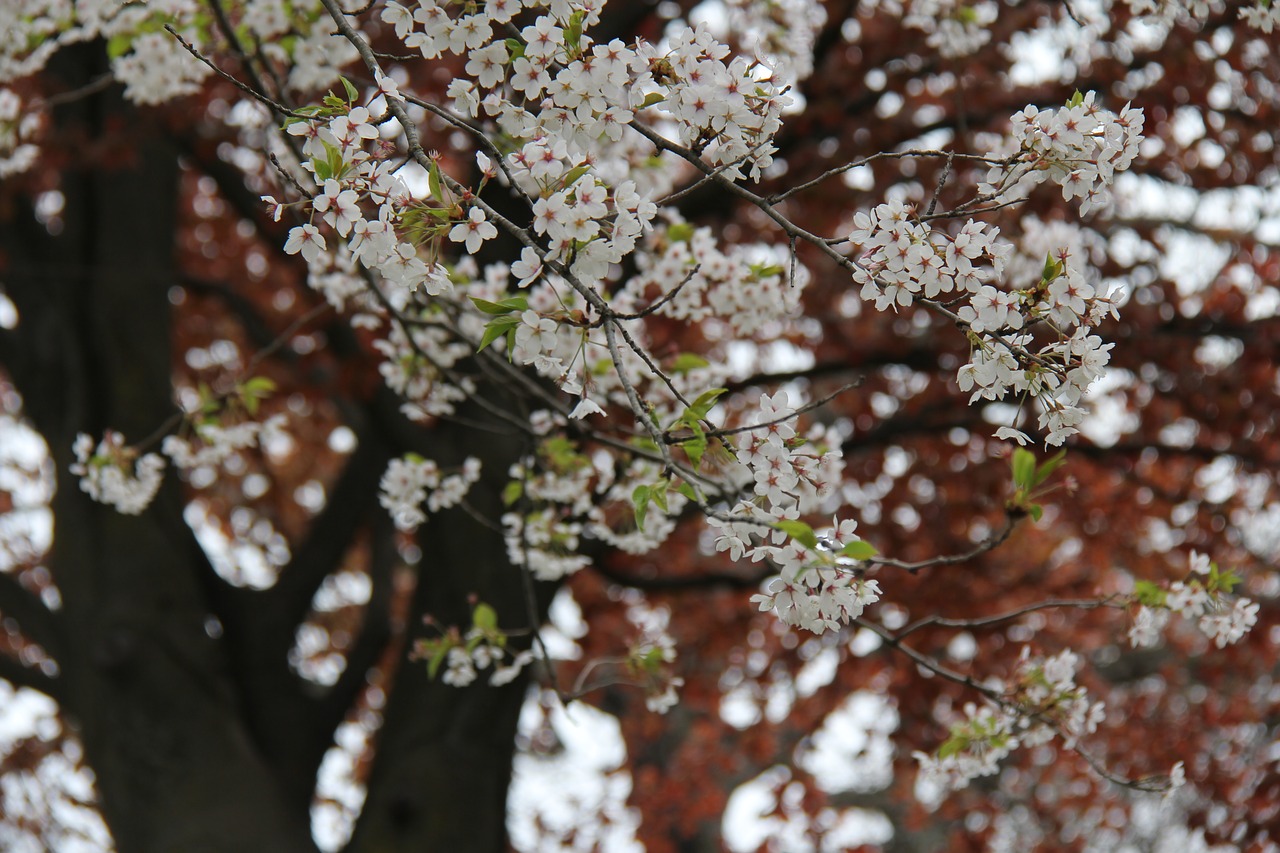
0 45 533 853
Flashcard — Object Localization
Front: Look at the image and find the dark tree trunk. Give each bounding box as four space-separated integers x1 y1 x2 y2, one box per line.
0 44 533 853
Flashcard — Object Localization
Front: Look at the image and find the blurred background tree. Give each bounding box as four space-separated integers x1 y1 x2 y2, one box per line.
0 1 1277 852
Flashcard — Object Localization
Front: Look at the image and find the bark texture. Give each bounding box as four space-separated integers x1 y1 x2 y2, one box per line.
0 46 532 853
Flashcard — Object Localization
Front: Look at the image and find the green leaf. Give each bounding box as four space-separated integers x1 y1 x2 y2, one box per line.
748 262 785 279
669 353 710 374
1067 89 1085 108
675 480 699 502
502 480 523 507
473 603 499 632
1212 568 1242 594
1011 448 1036 490
1028 503 1043 522
639 92 666 109
561 164 591 188
477 315 520 353
651 481 669 513
471 295 528 315
687 388 727 421
839 540 879 560
632 485 651 531
683 428 708 470
1032 450 1067 487
1133 580 1167 607
428 160 444 202
563 9 585 55
427 645 448 679
667 223 695 243
340 76 359 103
1041 252 1063 283
774 520 818 550
106 33 133 59
937 735 966 760
242 376 276 396
505 37 526 60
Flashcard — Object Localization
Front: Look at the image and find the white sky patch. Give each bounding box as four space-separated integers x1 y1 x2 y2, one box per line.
723 764 894 852
795 690 898 794
0 683 111 853
1079 368 1139 448
0 418 54 574
508 690 642 853
720 682 763 729
794 645 839 698
540 587 587 661
0 288 17 330
184 499 286 589
312 716 374 852
1194 335 1244 370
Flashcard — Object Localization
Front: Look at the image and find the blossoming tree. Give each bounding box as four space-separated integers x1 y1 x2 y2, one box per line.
1 0 1278 850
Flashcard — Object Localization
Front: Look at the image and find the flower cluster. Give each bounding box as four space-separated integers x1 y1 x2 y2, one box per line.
847 197 1122 445
1129 551 1260 650
500 437 603 581
915 649 1105 794
0 88 39 178
1124 0 1280 31
0 0 358 105
378 455 482 532
913 702 1016 794
624 224 808 337
849 202 1009 311
439 642 536 687
413 602 535 688
372 316 475 420
70 432 166 516
717 0 827 85
384 3 791 182
162 414 289 471
983 93 1145 216
690 392 876 635
620 604 685 713
857 0 997 58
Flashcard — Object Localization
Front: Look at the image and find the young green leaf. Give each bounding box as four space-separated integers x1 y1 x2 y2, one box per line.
470 295 528 315
340 76 358 103
687 388 727 421
473 603 499 632
632 485 651 531
1032 450 1067 487
774 519 818 550
669 353 710 374
1011 448 1036 490
839 540 879 560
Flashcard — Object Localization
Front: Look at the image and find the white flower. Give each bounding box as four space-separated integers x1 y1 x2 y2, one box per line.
511 246 544 287
449 206 498 254
1128 606 1169 648
569 397 606 419
284 223 326 263
646 677 683 714
70 432 165 515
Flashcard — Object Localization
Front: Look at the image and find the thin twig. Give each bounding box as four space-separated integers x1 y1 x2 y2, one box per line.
163 24 311 119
